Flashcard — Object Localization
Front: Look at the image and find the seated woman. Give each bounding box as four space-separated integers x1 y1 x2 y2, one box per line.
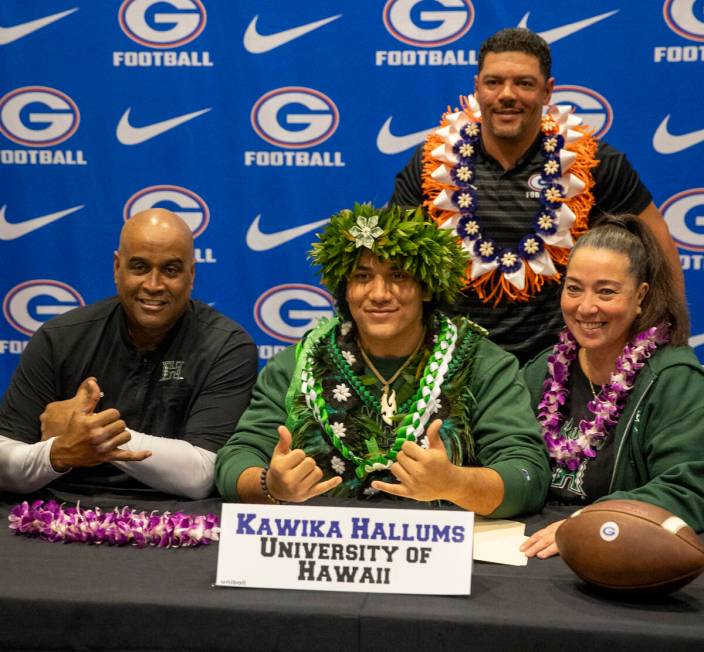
216 204 550 517
521 215 704 558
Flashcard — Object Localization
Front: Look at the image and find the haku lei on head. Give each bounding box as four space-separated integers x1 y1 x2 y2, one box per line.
300 314 458 479
9 500 220 548
310 202 468 306
422 94 598 305
537 324 670 470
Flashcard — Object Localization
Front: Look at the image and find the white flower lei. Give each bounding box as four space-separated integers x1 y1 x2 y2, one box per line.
300 315 458 479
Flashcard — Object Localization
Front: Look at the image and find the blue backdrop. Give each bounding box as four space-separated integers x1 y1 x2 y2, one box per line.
1 0 703 393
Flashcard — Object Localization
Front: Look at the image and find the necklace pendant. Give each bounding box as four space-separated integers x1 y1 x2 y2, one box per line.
380 387 397 426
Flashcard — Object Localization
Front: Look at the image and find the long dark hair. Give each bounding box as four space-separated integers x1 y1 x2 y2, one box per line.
569 215 690 345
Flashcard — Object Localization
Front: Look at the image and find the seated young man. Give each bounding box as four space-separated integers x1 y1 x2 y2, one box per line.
216 204 550 517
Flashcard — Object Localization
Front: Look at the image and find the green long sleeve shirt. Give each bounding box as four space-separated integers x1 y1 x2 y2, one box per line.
216 328 549 518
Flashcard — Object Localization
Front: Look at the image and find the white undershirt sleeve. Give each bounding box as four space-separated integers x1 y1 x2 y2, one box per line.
0 435 67 493
111 429 216 500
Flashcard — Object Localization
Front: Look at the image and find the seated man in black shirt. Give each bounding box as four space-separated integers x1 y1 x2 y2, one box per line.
390 28 682 364
0 208 257 499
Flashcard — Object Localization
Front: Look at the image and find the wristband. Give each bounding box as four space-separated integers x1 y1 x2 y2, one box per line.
259 466 281 505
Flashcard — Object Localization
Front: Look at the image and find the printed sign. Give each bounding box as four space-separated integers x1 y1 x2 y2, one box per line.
216 504 474 595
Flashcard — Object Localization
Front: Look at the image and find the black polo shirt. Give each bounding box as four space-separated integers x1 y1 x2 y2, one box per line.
0 297 257 491
389 138 652 363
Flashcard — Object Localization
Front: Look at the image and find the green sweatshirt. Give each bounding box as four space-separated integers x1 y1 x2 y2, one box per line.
522 345 704 531
216 322 550 518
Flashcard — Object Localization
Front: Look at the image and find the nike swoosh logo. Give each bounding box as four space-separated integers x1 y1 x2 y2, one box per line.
653 115 704 154
116 107 211 145
0 8 78 45
243 14 342 53
246 215 329 251
377 117 432 155
518 10 619 44
0 204 84 240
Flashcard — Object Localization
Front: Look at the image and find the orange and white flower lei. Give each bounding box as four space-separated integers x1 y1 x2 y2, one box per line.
422 95 598 305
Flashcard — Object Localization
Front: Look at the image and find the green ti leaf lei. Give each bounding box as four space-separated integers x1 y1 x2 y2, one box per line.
300 314 459 478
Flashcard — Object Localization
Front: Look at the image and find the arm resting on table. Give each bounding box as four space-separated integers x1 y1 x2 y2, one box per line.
113 430 216 500
0 435 67 493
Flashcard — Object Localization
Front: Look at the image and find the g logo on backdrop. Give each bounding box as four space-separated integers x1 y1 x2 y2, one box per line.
245 87 344 167
3 280 84 337
655 0 704 62
114 0 213 67
661 186 704 362
663 0 704 42
382 0 474 47
0 87 79 146
377 0 477 66
0 87 86 165
251 87 339 149
118 0 206 48
661 188 704 252
124 186 216 263
549 86 613 139
254 284 334 346
124 185 209 237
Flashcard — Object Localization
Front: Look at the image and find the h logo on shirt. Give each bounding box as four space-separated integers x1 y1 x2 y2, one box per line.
160 360 185 381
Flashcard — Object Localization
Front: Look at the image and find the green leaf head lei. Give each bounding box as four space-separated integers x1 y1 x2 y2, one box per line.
310 203 469 306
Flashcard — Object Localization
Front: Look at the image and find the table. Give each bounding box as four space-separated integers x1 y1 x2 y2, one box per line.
1 490 702 651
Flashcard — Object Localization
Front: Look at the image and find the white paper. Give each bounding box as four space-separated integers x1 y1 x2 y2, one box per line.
473 517 528 566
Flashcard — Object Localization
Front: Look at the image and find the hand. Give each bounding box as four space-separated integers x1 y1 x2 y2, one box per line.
266 426 342 503
371 419 454 502
49 408 151 473
520 519 565 559
40 377 102 440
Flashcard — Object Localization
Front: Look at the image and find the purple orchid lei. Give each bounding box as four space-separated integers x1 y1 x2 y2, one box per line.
537 323 670 470
8 500 220 548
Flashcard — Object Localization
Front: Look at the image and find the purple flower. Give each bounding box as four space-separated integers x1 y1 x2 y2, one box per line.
536 324 670 470
7 501 220 548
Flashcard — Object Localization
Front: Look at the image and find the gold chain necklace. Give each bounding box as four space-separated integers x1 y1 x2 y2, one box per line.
358 329 426 426
580 349 601 400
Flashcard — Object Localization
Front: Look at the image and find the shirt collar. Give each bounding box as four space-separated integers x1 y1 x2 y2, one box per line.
478 131 543 172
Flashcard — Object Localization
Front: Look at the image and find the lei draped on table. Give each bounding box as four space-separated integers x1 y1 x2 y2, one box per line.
285 314 486 496
536 324 670 470
9 500 220 547
422 94 598 305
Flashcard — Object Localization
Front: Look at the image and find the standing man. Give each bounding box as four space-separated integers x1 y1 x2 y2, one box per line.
0 208 257 499
390 28 682 364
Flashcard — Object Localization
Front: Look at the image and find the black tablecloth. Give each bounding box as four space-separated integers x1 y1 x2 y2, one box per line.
1 491 702 651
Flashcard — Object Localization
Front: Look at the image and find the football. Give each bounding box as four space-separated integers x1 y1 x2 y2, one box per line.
556 499 704 593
